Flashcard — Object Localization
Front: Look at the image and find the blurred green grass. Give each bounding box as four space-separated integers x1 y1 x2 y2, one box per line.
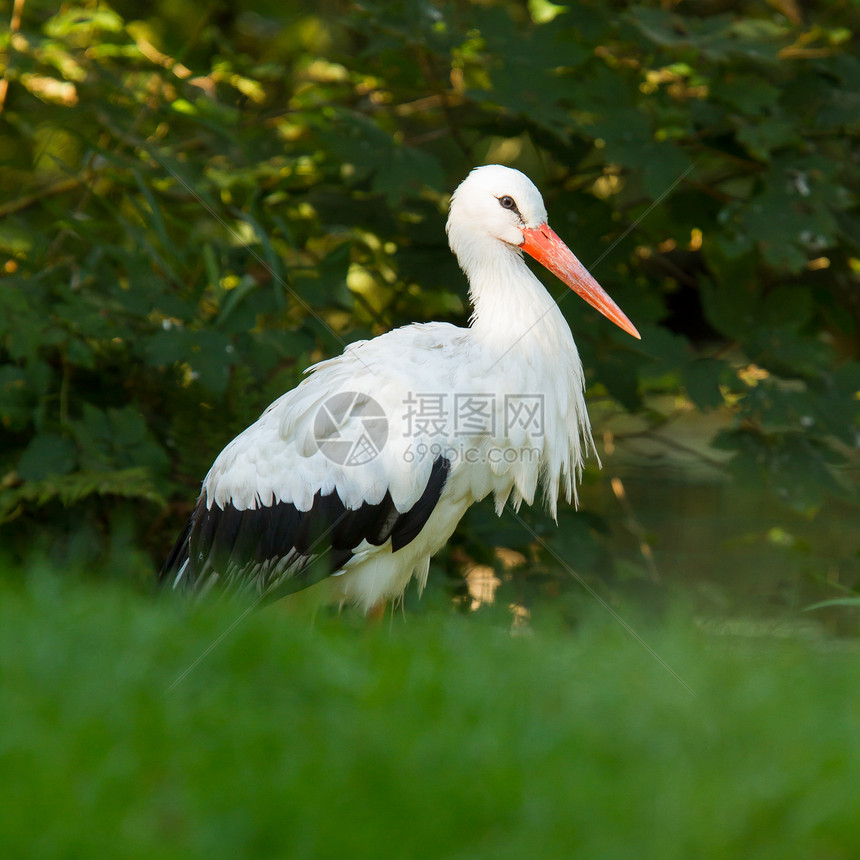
4 573 860 859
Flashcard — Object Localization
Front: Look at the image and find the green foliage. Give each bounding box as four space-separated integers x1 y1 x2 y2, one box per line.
6 576 860 858
0 0 858 597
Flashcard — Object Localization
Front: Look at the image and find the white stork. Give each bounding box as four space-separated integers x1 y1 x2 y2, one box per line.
161 164 640 610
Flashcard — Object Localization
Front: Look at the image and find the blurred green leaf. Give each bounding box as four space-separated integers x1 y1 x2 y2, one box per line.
683 358 725 411
17 434 77 482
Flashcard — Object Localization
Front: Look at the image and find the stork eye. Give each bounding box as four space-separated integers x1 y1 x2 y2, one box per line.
499 195 516 210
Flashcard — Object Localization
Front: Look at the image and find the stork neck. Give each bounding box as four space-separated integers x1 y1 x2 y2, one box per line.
465 243 573 355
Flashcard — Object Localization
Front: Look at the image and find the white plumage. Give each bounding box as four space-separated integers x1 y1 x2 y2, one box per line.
161 165 639 611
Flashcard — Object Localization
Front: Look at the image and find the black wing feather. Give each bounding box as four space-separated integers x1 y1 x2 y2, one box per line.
160 456 451 598
259 501 301 560
160 518 192 585
389 457 451 551
332 494 390 549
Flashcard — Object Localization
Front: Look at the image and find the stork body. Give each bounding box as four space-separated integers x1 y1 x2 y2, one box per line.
161 165 639 610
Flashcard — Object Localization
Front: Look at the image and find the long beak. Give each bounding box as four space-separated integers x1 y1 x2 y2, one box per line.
520 224 641 339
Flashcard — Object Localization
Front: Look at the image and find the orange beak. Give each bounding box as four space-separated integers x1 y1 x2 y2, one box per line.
520 224 641 340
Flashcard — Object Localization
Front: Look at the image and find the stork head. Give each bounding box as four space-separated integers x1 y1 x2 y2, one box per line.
447 164 640 339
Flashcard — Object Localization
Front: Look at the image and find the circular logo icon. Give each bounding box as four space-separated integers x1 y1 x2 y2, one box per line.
314 391 388 466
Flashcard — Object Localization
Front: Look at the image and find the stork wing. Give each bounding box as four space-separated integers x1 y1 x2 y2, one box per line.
160 322 487 602
160 457 450 600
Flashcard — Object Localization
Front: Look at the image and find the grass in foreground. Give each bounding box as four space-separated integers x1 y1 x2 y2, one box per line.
3 574 860 859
